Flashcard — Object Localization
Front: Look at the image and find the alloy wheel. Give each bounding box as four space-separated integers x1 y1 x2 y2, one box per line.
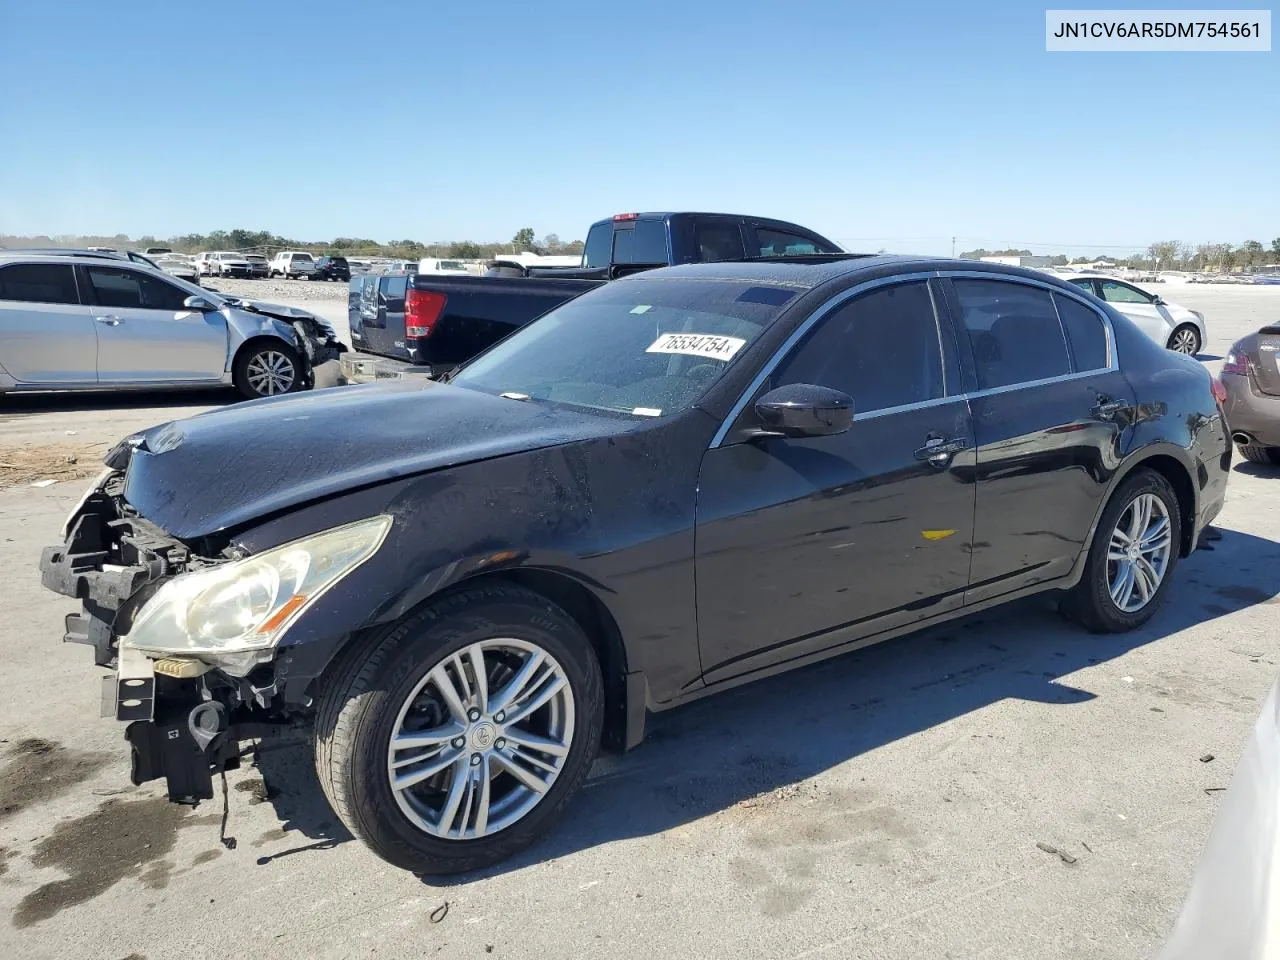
1169 327 1199 354
245 350 296 396
387 638 575 840
1107 493 1173 613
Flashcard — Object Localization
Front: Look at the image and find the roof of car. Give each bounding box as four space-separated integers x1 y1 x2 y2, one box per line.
0 251 140 267
620 255 1089 291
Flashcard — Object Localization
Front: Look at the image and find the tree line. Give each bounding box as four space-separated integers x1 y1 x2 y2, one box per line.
961 238 1280 272
0 227 585 261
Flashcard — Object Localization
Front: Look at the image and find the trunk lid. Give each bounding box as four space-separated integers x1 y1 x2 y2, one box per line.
1252 325 1280 396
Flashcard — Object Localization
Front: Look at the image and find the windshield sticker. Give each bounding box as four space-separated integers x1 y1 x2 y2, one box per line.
630 305 653 314
632 407 662 417
646 333 746 362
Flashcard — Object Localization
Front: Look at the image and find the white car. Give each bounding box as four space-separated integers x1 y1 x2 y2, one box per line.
270 251 317 279
1064 275 1206 355
153 254 200 285
415 257 471 275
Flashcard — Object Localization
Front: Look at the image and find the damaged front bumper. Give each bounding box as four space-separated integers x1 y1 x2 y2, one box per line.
40 476 296 804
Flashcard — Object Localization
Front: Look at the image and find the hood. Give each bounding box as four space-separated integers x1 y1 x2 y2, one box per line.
116 380 623 540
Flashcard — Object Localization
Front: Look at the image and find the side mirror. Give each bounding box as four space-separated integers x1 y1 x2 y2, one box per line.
750 383 853 439
1152 295 1165 305
182 295 216 311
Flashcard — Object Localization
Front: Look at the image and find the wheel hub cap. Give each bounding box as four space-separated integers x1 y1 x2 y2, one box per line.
1107 492 1172 613
386 638 575 841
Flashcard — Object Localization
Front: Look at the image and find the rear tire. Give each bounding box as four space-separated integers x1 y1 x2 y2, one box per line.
1062 469 1182 633
313 583 603 874
1238 444 1280 466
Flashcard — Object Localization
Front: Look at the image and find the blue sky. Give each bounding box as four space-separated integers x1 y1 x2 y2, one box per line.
0 0 1275 255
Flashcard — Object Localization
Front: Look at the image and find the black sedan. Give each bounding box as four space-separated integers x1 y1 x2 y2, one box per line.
40 256 1230 875
313 255 351 282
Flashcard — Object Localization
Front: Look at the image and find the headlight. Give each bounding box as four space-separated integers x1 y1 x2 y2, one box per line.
122 515 392 658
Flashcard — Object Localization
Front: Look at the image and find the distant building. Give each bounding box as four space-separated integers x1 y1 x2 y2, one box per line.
1070 258 1118 270
979 255 1055 268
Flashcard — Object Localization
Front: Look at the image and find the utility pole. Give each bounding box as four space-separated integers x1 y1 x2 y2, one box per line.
951 236 956 257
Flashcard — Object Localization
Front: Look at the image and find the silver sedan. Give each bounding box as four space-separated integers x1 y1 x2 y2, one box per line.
0 254 345 399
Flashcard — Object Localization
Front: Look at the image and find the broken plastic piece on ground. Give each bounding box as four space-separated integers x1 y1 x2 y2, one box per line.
29 479 57 488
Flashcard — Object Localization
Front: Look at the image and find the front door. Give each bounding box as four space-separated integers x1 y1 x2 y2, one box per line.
0 262 97 384
943 276 1136 602
82 265 227 382
695 278 976 684
1096 279 1172 346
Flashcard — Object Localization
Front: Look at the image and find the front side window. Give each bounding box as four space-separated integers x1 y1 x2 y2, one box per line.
772 281 944 415
86 267 189 311
1053 294 1109 372
612 220 669 265
1099 280 1153 304
583 223 612 268
951 279 1070 390
0 263 79 304
753 228 835 257
451 277 797 417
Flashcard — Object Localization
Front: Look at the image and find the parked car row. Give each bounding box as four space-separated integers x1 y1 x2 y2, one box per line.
41 246 1235 878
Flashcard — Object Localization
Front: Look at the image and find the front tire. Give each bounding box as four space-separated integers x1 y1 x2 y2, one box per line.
1238 444 1280 466
1063 470 1181 633
1167 324 1201 355
232 341 303 399
313 584 604 875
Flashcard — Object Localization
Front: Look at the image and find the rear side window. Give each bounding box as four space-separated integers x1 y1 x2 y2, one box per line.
754 228 829 257
583 223 612 268
1054 294 1109 371
951 279 1070 390
0 263 79 304
772 281 944 414
612 220 669 265
85 267 189 311
694 221 745 261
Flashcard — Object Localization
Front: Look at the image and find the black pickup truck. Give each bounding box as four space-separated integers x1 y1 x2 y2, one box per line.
346 211 841 375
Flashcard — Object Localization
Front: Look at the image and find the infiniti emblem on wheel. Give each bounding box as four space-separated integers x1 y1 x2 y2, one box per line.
470 722 496 750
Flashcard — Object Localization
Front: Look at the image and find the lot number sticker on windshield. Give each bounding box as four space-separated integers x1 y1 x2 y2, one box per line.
646 333 746 362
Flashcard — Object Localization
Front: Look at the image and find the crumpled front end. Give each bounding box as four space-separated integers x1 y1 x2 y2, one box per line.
39 469 298 804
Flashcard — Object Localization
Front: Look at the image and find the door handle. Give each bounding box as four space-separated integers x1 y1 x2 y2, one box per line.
914 435 969 464
1091 397 1132 421
94 315 123 325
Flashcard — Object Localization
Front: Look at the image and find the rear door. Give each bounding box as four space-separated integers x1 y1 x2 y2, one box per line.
83 265 227 382
944 275 1135 602
0 262 97 383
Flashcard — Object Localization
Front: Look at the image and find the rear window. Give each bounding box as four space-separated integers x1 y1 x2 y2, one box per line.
437 260 462 270
583 223 612 269
613 220 669 265
451 277 797 417
291 253 313 262
0 263 79 304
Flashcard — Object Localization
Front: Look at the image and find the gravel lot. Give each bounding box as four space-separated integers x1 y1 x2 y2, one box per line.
202 276 353 303
1 284 1278 960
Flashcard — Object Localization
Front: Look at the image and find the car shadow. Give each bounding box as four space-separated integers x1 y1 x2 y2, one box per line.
1233 460 1280 478
253 527 1280 881
1196 353 1223 362
0 388 237 415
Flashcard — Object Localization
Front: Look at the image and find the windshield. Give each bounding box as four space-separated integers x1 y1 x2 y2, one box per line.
437 260 464 270
450 277 796 417
246 255 266 262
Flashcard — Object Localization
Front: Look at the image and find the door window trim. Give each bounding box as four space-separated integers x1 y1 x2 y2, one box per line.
709 270 1118 448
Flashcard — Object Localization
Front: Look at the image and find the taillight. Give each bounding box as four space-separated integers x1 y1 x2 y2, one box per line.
1210 377 1227 406
405 289 446 338
1221 349 1248 376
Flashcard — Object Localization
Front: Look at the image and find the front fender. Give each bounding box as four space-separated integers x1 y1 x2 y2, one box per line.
223 309 297 370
